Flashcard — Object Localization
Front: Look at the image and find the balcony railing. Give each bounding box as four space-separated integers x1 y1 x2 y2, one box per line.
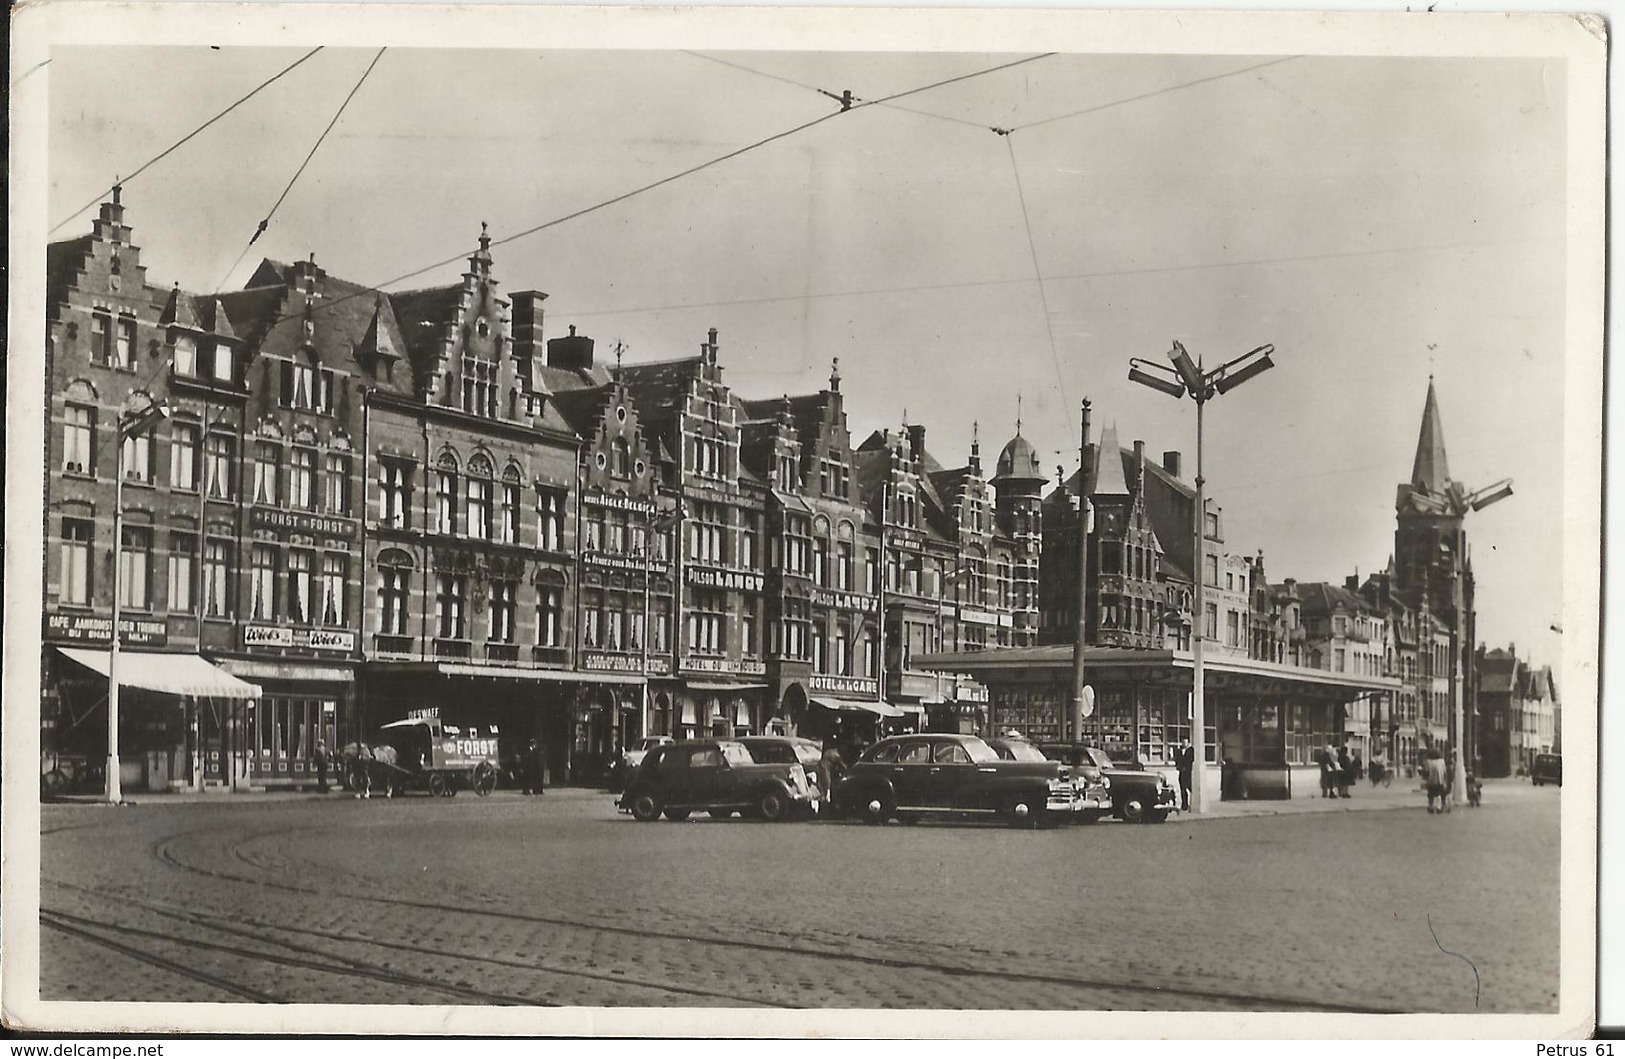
486 643 520 663
532 644 570 667
433 638 472 659
373 633 414 656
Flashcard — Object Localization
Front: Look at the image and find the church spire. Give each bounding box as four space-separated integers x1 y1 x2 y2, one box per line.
1410 376 1451 495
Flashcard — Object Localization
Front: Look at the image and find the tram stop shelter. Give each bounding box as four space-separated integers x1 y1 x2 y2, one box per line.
915 645 1399 802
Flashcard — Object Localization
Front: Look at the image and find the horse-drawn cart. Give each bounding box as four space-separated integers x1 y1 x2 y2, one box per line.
346 711 500 797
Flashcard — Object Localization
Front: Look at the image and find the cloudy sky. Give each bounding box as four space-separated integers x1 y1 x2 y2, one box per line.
47 45 1569 663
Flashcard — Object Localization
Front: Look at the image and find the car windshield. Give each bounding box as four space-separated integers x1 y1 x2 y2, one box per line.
998 741 1048 763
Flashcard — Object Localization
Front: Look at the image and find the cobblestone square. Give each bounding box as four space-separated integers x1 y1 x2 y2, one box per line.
39 779 1559 1013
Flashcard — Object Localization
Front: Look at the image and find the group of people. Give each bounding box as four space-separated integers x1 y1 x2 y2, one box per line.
1316 743 1362 799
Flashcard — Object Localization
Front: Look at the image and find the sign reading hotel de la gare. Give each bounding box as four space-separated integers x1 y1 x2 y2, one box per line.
45 613 168 647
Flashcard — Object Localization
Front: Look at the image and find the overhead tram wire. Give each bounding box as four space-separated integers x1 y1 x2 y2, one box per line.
683 51 998 132
49 48 325 236
265 51 1056 331
1001 134 1071 431
213 47 388 294
1006 56 1299 133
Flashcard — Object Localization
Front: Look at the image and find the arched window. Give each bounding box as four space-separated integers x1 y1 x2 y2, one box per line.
467 453 495 540
434 451 460 534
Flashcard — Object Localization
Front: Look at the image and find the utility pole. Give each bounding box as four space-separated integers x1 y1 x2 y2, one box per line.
1069 399 1092 745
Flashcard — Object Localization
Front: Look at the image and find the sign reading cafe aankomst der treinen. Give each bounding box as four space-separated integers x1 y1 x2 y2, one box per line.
45 612 168 647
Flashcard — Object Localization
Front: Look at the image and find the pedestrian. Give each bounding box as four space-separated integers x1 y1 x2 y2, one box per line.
1422 746 1448 814
1174 737 1195 812
1336 745 1353 798
1369 746 1387 786
353 742 373 799
525 737 547 796
1351 749 1364 783
819 738 847 802
313 739 330 794
1318 744 1337 798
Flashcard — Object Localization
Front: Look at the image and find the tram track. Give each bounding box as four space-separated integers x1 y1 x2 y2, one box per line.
40 905 550 1007
130 822 1405 1013
46 879 790 1008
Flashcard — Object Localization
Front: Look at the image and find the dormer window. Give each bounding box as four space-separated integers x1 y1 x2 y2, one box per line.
210 342 235 384
476 317 490 339
172 335 197 377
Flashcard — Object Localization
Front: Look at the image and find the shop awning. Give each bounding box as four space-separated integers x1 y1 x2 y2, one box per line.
686 681 769 692
57 648 262 700
812 696 905 718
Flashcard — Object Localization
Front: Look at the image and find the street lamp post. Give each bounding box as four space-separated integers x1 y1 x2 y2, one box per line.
106 396 171 804
1440 476 1513 803
1128 340 1274 814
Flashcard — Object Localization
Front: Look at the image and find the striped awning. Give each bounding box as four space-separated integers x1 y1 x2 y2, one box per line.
57 648 262 700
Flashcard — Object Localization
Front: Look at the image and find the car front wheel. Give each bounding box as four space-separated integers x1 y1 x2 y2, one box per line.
663 808 691 821
629 793 661 822
861 794 893 825
1120 798 1146 824
757 789 789 823
1006 795 1044 829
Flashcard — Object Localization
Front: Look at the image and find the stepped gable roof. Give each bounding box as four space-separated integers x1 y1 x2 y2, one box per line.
386 285 463 366
1410 378 1452 495
740 392 830 452
547 383 612 438
616 355 706 445
47 236 94 301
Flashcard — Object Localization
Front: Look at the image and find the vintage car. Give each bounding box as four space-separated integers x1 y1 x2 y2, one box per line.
832 733 1078 828
607 735 675 791
617 740 820 822
986 737 1110 819
1037 742 1179 824
735 736 824 796
1530 753 1562 787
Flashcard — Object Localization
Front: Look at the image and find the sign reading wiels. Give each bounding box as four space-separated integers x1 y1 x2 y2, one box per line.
243 626 356 652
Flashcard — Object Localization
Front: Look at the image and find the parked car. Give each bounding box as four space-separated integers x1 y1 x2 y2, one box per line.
607 736 674 791
1037 743 1179 824
1530 753 1562 787
986 737 1110 820
832 733 1079 828
617 740 820 822
735 736 824 798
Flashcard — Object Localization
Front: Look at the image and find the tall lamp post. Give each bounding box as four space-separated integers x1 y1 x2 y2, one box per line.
1128 340 1274 814
106 395 172 804
643 501 685 740
1440 476 1513 803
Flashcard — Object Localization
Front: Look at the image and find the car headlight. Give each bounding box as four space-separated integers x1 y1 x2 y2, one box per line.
1098 775 1111 790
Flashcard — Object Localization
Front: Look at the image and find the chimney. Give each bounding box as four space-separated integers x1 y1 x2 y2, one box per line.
1162 451 1182 478
702 327 719 364
907 424 927 466
547 323 595 371
1133 440 1146 491
511 290 548 367
1345 575 1360 592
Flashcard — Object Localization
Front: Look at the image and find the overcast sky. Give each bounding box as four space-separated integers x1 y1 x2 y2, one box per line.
47 46 1568 666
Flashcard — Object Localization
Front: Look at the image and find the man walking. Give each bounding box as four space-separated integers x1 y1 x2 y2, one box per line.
525 737 547 796
1423 746 1448 814
313 739 330 794
1174 737 1195 812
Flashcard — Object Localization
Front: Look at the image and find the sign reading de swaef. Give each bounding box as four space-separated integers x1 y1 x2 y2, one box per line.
687 565 763 592
244 626 356 651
